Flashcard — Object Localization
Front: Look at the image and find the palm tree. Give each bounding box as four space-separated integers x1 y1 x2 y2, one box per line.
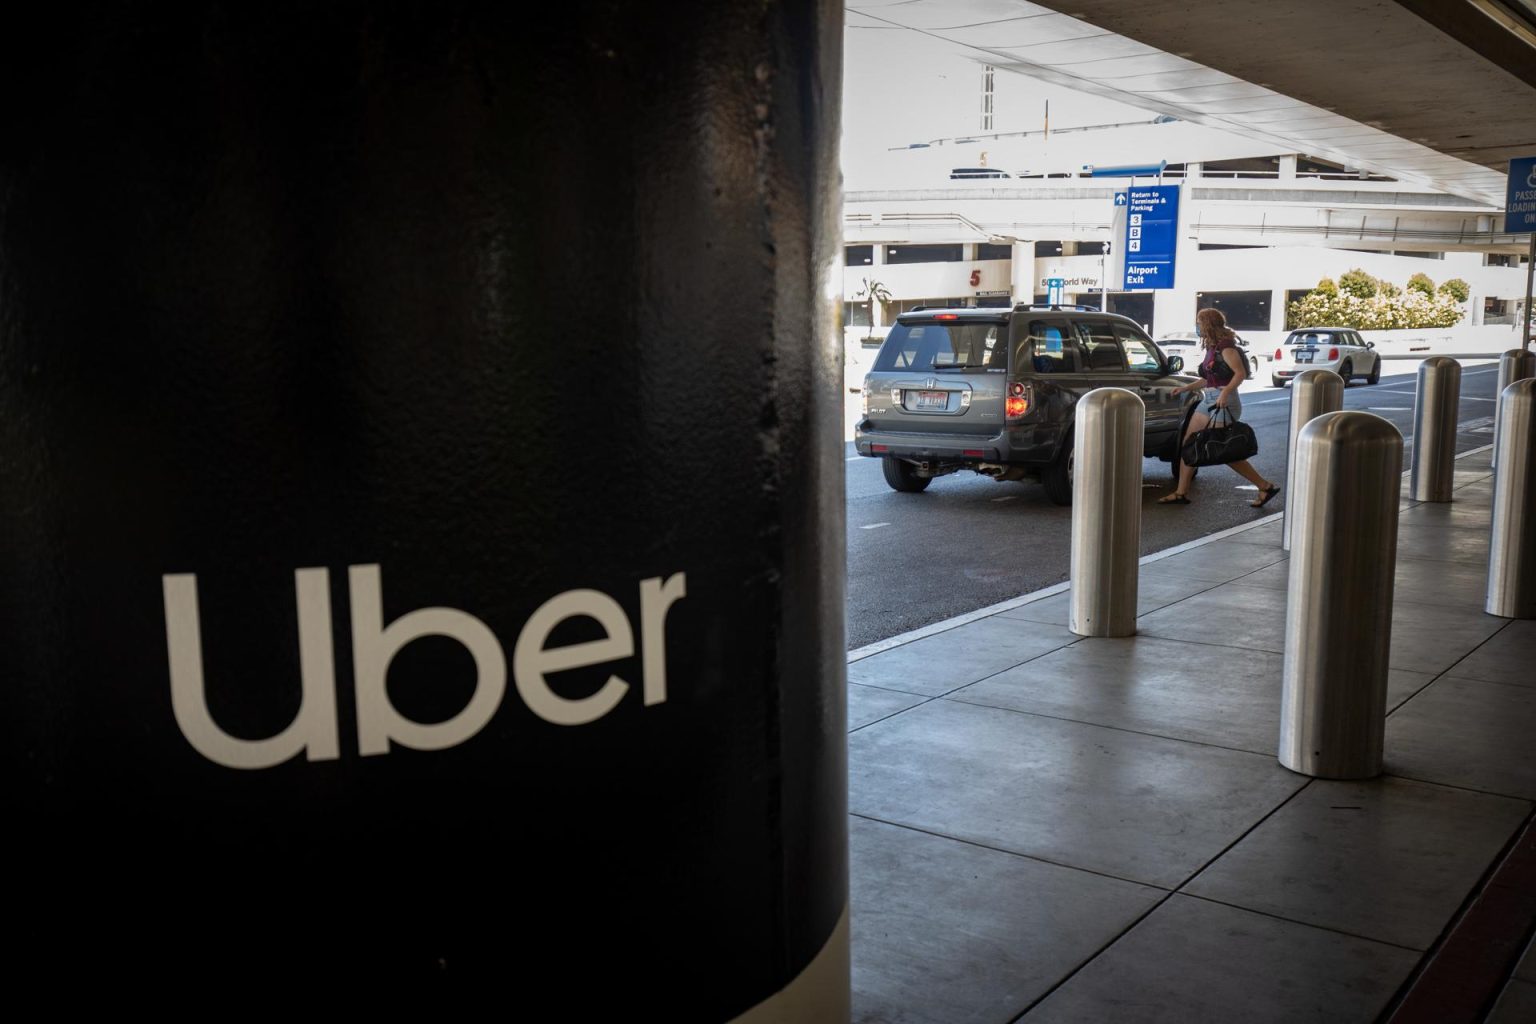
855 277 892 339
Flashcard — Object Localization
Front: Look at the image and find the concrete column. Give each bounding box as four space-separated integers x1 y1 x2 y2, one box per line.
1186 161 1203 178
1 4 849 1014
1279 154 1298 179
1011 240 1034 305
1154 289 1196 335
1271 288 1288 332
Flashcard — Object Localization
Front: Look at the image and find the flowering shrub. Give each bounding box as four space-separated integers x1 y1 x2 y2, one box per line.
1287 269 1467 329
1439 277 1471 302
1338 268 1378 299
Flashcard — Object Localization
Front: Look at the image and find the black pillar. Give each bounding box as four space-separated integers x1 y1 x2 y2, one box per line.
1 3 846 1014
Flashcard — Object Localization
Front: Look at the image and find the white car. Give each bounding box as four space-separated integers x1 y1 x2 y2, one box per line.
1155 331 1260 376
1270 327 1381 387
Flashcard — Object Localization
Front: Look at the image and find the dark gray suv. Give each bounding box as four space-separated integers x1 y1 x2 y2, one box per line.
853 305 1198 505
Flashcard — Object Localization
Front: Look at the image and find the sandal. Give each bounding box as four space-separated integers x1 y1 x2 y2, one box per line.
1251 484 1281 508
1158 492 1191 505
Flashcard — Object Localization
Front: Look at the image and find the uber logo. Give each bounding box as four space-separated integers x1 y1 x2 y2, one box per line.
162 566 687 770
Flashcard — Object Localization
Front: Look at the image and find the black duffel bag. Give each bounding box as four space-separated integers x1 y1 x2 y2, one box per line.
1181 406 1258 467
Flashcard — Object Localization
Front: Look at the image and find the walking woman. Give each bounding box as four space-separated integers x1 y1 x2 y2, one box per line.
1160 307 1281 507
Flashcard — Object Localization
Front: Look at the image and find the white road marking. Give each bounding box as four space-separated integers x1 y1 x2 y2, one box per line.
1462 396 1496 402
1368 406 1413 411
860 522 891 530
990 495 1018 502
845 456 861 462
1235 484 1259 491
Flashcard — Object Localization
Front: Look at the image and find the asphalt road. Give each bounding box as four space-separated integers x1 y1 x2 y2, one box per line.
844 363 1505 650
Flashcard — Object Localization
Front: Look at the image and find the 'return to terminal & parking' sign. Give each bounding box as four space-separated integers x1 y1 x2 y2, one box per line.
1122 185 1179 289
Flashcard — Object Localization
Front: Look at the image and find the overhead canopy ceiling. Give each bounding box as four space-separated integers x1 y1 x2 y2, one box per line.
848 0 1536 207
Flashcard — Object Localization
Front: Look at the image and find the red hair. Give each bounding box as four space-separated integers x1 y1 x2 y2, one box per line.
1196 307 1235 349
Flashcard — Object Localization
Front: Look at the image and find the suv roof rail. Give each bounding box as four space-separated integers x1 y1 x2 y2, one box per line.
899 306 1006 317
1011 303 1102 313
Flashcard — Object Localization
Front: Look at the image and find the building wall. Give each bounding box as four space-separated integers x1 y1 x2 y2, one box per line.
845 244 1527 340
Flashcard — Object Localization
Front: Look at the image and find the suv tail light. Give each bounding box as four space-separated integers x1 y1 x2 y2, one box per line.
1006 381 1031 420
861 376 873 415
1329 347 1339 360
1275 348 1283 361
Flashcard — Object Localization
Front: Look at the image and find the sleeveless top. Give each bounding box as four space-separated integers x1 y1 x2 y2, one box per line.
1200 336 1238 388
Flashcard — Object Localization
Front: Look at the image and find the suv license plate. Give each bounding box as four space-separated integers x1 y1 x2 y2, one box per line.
914 390 948 410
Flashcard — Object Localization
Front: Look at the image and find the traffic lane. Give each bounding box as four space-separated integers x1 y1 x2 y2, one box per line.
844 367 1500 649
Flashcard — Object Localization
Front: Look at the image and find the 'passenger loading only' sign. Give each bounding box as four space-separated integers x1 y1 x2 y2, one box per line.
1122 185 1179 289
1506 156 1536 233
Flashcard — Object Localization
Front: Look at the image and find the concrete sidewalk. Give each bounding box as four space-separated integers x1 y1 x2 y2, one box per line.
846 444 1536 1023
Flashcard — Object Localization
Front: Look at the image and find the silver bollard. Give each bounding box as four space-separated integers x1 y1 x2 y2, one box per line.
1071 388 1144 638
1283 369 1345 552
1488 378 1536 618
1279 411 1403 779
1492 349 1536 470
1410 356 1461 502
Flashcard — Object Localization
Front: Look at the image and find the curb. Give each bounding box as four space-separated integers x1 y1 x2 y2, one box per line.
848 442 1494 664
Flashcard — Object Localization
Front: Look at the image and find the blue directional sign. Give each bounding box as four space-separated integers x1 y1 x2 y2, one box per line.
1113 192 1128 206
1046 276 1065 305
1506 156 1536 233
1122 185 1180 289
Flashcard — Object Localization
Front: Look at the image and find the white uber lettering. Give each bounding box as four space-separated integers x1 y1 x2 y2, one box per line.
164 566 687 765
163 569 340 770
513 589 634 726
349 564 507 756
640 573 686 706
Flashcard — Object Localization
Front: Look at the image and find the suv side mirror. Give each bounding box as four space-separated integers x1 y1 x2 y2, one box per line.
1167 355 1184 373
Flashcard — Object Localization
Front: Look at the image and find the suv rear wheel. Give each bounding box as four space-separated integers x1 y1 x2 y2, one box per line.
881 456 932 493
1043 437 1073 506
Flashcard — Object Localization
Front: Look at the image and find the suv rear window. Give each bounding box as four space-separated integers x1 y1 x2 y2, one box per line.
873 321 1006 372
